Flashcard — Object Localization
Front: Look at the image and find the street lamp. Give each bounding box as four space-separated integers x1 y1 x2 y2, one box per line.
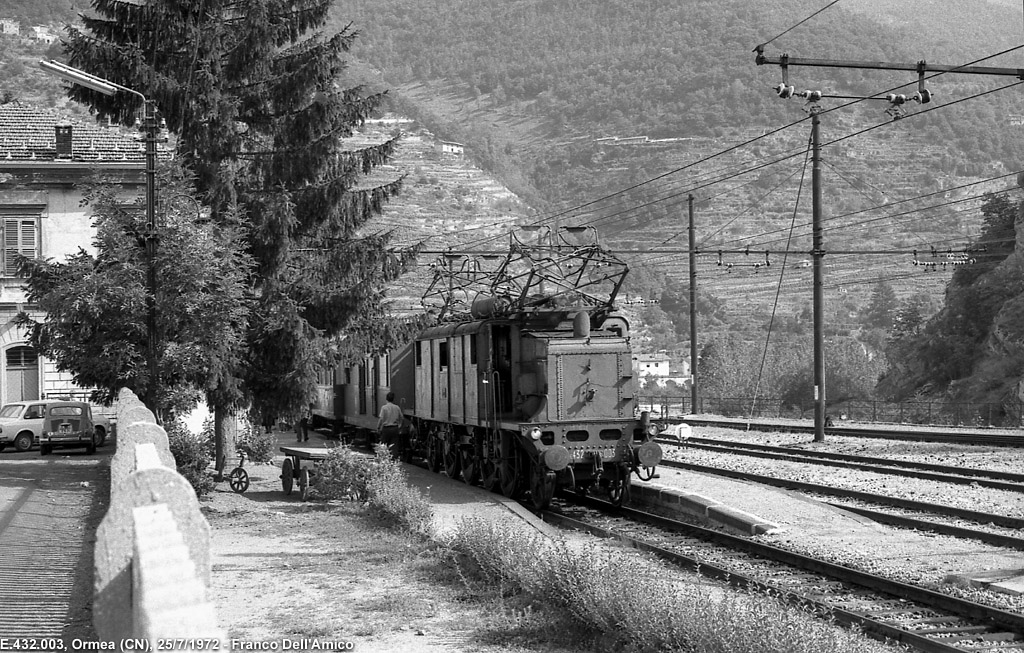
39 59 160 414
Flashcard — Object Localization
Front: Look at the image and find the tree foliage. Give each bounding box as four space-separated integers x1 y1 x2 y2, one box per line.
61 0 419 420
879 193 1023 400
16 164 251 413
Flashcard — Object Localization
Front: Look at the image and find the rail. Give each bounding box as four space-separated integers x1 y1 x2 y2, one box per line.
638 395 1024 428
93 388 223 644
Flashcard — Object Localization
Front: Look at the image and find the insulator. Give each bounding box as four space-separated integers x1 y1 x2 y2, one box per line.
805 90 822 102
775 83 795 99
887 93 907 105
915 89 932 104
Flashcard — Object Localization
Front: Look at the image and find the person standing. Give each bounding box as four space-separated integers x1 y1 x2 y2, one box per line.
299 402 314 442
376 391 404 457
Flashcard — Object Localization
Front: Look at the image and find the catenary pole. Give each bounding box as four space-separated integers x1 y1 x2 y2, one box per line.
688 194 698 415
811 110 826 442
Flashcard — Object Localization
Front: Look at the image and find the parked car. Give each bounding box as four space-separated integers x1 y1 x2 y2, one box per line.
0 400 112 453
39 402 96 455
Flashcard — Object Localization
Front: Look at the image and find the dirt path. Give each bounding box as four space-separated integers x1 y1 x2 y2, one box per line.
203 455 590 653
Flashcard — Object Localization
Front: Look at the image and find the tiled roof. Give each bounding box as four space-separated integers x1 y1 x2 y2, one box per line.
0 102 145 163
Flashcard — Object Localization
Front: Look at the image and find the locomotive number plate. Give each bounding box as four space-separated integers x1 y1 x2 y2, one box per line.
571 448 617 461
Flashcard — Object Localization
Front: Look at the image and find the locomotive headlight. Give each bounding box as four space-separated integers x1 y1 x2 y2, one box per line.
646 423 660 437
530 427 543 440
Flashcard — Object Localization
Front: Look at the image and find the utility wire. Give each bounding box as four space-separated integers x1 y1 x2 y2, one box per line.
754 0 844 51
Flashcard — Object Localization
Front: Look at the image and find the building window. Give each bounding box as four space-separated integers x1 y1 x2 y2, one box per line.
3 218 39 276
6 346 37 369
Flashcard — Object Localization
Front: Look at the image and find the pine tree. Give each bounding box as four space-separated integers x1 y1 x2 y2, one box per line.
61 0 421 432
863 281 897 331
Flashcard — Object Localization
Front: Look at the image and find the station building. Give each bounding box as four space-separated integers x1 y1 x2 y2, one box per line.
0 102 146 403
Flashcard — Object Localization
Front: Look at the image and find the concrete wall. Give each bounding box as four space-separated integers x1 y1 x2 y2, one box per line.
93 388 223 644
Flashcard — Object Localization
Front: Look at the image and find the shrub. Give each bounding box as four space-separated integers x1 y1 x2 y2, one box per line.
166 419 215 497
311 446 375 501
235 419 276 463
365 447 434 537
311 445 433 535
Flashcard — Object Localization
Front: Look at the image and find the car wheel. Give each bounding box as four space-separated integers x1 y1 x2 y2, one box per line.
86 441 96 455
14 432 33 452
93 427 106 448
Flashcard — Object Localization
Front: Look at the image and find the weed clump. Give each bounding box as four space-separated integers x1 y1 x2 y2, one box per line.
447 517 895 653
312 445 433 536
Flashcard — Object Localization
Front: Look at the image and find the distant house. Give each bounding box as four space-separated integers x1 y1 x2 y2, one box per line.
632 353 670 379
0 102 149 402
28 25 56 43
0 20 20 36
438 140 464 156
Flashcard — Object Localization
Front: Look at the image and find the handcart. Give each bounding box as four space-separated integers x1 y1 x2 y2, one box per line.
216 452 249 493
279 445 330 501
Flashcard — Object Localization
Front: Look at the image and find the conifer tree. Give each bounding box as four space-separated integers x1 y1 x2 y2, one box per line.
60 1 421 434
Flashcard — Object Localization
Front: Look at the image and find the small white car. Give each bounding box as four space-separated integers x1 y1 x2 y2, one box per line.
0 400 112 453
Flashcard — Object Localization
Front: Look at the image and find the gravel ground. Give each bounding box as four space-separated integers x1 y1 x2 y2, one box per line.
654 426 1024 615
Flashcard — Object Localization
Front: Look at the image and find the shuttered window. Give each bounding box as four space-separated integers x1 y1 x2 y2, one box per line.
3 218 39 276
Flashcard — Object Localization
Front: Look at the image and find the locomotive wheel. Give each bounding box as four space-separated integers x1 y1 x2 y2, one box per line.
281 458 294 495
607 464 631 506
299 468 311 501
530 462 556 510
443 436 461 480
426 433 443 473
480 459 499 492
498 435 522 499
229 468 250 493
460 447 480 486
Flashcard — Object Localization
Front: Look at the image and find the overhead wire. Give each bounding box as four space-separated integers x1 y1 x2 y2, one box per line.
749 129 814 417
590 44 1024 243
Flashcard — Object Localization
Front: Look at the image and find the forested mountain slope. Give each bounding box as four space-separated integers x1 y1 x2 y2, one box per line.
332 0 1024 416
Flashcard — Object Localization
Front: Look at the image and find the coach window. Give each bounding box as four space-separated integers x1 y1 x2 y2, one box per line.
416 341 424 366
438 340 449 369
469 335 477 365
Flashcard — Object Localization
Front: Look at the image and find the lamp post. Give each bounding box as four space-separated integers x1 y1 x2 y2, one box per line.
39 60 160 414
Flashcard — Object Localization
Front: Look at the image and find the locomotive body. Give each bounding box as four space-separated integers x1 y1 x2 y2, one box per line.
331 302 661 508
325 226 662 508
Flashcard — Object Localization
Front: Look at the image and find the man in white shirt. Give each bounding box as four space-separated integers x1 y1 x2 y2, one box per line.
376 391 404 457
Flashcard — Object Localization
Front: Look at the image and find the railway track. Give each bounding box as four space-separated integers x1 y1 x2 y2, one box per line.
662 436 1024 492
655 439 1024 550
545 495 1024 652
679 417 1024 446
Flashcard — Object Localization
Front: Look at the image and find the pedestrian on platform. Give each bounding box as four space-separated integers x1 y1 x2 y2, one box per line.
377 391 404 458
299 402 314 442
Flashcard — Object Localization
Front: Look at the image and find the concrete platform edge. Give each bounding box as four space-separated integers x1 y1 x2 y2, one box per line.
631 482 782 535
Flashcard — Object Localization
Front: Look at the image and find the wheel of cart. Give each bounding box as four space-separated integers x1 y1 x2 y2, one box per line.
228 452 250 493
279 445 329 501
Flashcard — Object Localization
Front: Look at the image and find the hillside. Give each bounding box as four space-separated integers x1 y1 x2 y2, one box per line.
332 0 1024 329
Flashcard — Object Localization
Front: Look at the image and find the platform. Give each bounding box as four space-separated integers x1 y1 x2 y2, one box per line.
636 465 1024 593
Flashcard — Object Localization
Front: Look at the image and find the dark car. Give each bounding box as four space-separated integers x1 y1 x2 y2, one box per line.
39 402 96 455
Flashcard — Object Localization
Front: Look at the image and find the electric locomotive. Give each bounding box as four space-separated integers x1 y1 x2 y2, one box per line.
328 227 662 508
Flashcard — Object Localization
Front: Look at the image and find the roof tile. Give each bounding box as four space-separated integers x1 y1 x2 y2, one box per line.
0 102 146 163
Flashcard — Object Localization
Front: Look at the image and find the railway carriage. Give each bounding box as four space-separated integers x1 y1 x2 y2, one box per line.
324 227 662 508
